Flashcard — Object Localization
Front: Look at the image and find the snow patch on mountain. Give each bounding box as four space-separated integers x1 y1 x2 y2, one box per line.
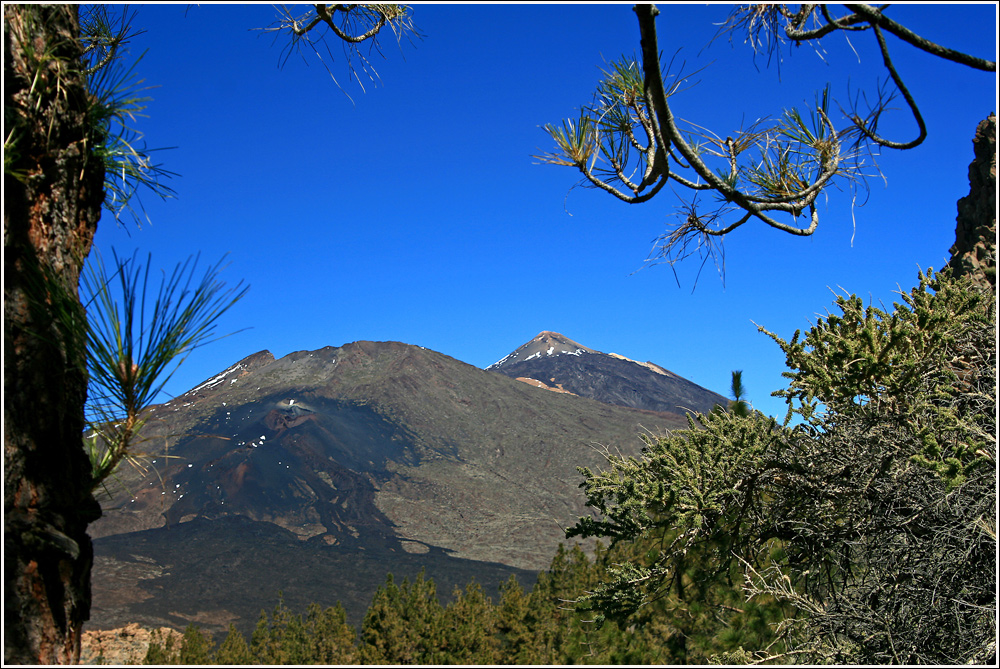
608 353 676 378
187 362 247 395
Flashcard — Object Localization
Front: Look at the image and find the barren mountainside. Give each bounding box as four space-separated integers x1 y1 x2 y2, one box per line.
89 340 688 637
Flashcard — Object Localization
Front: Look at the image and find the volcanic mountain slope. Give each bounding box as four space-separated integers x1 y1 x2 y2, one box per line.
89 340 686 637
488 331 728 416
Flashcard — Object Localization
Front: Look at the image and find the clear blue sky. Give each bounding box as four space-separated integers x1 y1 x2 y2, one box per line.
91 3 997 420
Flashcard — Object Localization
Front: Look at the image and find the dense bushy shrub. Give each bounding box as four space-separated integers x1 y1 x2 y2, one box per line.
567 269 996 664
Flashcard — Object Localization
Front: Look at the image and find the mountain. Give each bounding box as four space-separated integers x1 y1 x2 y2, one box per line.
488 331 728 415
88 340 687 637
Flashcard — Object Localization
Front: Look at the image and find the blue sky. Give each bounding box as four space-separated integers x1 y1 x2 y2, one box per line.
91 3 997 420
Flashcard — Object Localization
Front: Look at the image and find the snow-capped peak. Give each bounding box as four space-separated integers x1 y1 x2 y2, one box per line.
487 331 597 370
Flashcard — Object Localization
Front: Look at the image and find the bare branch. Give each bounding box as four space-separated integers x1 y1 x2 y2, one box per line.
848 21 927 150
260 4 419 99
845 3 996 72
784 4 869 41
316 4 387 43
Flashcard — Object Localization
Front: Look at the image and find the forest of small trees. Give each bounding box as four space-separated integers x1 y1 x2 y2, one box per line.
135 540 787 665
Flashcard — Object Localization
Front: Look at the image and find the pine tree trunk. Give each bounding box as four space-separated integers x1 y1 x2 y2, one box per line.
3 5 104 664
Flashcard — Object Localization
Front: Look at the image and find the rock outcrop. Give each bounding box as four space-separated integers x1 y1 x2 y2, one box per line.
79 624 181 665
948 113 996 290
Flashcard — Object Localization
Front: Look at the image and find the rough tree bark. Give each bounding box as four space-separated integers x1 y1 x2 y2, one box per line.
4 5 104 664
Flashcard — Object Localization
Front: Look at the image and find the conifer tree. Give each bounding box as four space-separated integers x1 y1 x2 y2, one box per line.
439 581 500 664
522 543 621 663
213 624 253 665
305 602 357 664
358 571 445 664
252 596 316 664
728 370 750 417
178 625 214 665
495 576 537 664
248 610 273 664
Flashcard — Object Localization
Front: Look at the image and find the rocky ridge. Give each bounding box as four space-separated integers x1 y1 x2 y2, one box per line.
948 113 996 290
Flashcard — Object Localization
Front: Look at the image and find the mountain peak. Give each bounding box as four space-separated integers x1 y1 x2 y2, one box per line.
488 332 728 415
487 331 597 370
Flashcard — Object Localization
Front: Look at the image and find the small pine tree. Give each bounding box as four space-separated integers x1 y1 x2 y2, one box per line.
495 576 536 664
439 581 499 664
249 610 272 663
273 604 311 664
213 624 252 665
178 625 214 665
305 602 357 664
358 571 446 663
729 369 751 417
249 595 315 664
